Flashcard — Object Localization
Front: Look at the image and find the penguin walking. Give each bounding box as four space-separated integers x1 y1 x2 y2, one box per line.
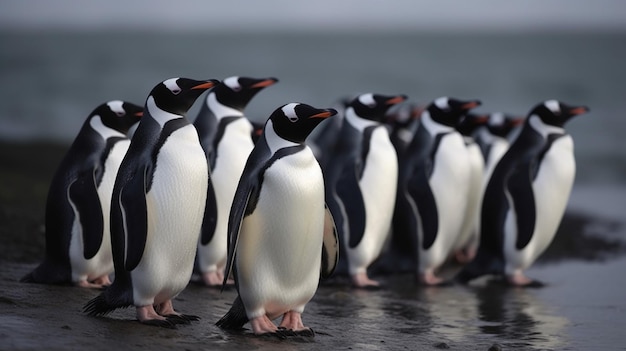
456 100 589 286
395 97 481 285
216 103 339 337
21 101 142 288
193 76 278 287
451 112 489 264
84 77 220 327
324 93 407 288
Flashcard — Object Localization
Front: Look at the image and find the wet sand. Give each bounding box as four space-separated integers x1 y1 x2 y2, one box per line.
1 141 625 350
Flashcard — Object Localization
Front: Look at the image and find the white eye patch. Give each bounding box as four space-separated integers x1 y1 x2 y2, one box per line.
281 103 299 122
434 97 450 110
163 78 182 94
223 76 241 91
358 93 376 107
545 100 561 114
107 100 125 116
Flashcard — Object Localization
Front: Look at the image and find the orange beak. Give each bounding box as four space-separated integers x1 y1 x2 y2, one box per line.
309 111 335 119
251 79 277 88
569 106 589 115
461 101 481 110
134 111 144 117
386 96 407 105
192 81 218 90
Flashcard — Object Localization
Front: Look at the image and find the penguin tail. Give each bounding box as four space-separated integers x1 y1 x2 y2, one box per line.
19 272 36 283
215 296 249 330
83 287 132 317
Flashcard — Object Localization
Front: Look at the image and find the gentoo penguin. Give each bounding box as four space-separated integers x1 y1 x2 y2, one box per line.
451 113 489 264
394 97 481 285
385 102 424 158
193 76 278 287
308 96 352 170
456 100 589 286
474 112 525 182
215 103 339 337
323 93 407 288
84 77 220 327
21 101 142 288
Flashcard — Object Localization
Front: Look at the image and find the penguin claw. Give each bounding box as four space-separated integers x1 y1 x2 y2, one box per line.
140 318 177 329
165 314 200 324
294 328 315 337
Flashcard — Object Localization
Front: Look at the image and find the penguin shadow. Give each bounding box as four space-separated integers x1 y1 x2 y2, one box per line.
470 281 568 349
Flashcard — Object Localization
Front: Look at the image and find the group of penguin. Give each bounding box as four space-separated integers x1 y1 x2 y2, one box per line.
20 75 589 337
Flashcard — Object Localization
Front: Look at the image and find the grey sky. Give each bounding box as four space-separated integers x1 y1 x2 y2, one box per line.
1 0 625 32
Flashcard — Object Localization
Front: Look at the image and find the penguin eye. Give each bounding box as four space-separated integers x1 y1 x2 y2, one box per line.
231 86 242 92
288 115 299 123
171 88 181 95
116 111 126 117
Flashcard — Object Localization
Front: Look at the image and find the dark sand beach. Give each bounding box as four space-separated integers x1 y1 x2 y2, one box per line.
1 141 626 350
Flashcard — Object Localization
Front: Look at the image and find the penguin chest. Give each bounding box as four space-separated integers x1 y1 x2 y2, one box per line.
134 125 208 301
237 149 324 316
527 136 575 259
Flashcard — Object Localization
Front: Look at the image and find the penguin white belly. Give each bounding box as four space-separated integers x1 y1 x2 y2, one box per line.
69 140 129 282
420 133 470 271
347 127 398 274
483 138 510 184
198 120 254 272
505 136 575 272
131 125 208 306
454 142 484 251
237 148 324 320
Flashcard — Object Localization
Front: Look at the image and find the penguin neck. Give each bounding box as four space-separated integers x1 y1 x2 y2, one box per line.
345 107 378 131
528 114 565 138
265 120 299 153
89 115 126 140
207 92 244 120
147 96 183 128
421 110 455 135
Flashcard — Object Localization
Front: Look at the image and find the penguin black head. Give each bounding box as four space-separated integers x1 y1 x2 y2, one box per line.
529 100 589 127
150 77 221 115
90 100 143 134
350 93 408 122
428 97 482 127
457 112 489 136
487 112 525 137
269 103 338 143
214 76 279 111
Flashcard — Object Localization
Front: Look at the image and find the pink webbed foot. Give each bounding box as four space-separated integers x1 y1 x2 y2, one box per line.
250 315 281 337
419 270 451 286
155 299 200 325
279 311 315 337
351 272 381 289
507 272 545 288
76 275 111 289
136 305 175 328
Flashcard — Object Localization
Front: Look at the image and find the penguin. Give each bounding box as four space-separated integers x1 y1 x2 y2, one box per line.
215 103 339 337
323 93 407 288
474 112 525 182
456 100 589 286
21 101 142 288
385 102 424 158
451 112 489 264
394 97 481 285
193 76 278 287
84 77 220 327
308 96 352 171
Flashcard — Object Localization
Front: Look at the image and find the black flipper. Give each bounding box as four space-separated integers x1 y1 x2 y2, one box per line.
507 162 537 250
68 169 104 259
408 168 438 250
336 163 366 248
120 165 149 272
200 167 218 245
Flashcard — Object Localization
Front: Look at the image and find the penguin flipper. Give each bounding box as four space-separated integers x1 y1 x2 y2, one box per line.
68 170 104 260
223 185 255 289
119 165 149 272
200 169 218 245
408 170 438 250
507 165 537 249
321 204 339 280
336 165 366 248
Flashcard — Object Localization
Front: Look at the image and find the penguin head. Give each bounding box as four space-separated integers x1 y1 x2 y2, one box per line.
150 78 221 115
269 103 338 143
457 112 489 136
428 97 482 127
530 100 589 127
349 93 408 122
486 112 525 137
385 102 424 129
213 76 279 111
91 100 143 134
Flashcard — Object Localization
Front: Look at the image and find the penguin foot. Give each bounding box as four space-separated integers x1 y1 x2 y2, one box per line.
351 272 381 289
419 271 449 286
137 305 176 328
76 280 107 289
506 273 545 288
250 315 279 336
201 271 225 287
278 310 314 337
454 248 477 264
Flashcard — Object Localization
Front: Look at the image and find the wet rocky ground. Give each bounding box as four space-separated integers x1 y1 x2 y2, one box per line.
1 141 625 350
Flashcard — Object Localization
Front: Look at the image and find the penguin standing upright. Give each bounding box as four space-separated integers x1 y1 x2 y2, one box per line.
474 112 525 182
385 102 424 158
456 100 589 286
84 77 220 327
193 76 278 287
395 97 481 285
21 101 142 288
324 93 407 288
451 112 489 264
216 103 339 337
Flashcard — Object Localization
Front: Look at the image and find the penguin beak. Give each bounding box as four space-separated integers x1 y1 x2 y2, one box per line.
251 78 278 88
511 117 525 126
569 106 589 116
191 80 219 90
475 114 489 123
134 111 144 117
385 95 407 105
461 100 482 110
309 109 338 119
